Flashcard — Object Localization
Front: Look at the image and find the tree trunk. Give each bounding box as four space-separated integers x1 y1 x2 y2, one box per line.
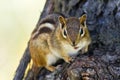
14 0 120 80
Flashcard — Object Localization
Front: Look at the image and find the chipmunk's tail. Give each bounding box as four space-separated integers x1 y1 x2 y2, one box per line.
13 46 31 80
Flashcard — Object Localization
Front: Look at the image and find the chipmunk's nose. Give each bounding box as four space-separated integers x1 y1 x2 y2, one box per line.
72 41 79 49
72 41 75 46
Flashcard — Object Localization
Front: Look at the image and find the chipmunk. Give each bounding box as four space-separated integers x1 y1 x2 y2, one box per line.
29 13 91 72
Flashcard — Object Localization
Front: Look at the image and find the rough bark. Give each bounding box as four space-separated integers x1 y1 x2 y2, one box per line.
14 0 120 80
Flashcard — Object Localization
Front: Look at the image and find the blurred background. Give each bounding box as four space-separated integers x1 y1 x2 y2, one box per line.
0 0 46 79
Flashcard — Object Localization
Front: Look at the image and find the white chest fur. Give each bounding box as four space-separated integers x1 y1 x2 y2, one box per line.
46 41 88 65
46 53 59 65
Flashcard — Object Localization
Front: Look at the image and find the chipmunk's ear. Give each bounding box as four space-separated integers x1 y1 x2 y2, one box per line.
79 14 87 26
59 16 66 29
59 16 68 38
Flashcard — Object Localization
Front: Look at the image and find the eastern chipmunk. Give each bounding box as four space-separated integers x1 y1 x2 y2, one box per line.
29 13 91 72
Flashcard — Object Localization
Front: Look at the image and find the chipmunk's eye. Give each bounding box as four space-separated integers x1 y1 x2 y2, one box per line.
63 29 67 38
79 28 84 37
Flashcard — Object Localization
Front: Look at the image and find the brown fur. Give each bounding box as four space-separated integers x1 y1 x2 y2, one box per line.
32 27 52 39
30 34 50 67
66 17 80 43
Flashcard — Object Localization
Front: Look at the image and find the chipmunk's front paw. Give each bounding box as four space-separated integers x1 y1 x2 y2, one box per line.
64 56 72 63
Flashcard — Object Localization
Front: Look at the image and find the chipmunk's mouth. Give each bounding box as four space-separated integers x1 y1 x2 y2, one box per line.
74 46 79 49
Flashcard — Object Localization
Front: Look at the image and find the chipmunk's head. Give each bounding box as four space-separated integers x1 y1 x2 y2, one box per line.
58 14 91 50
